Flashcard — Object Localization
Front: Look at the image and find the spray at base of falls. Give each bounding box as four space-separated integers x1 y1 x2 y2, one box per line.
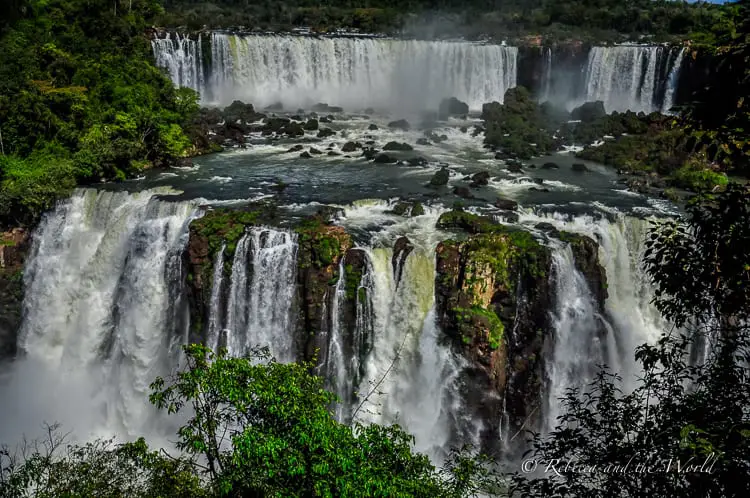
6 188 198 443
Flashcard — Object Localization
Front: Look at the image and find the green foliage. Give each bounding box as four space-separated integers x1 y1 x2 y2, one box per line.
512 183 750 497
672 154 729 191
148 344 491 497
0 151 76 225
0 0 200 228
295 217 349 269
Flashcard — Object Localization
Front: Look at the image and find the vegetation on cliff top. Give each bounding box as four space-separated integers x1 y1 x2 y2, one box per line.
156 0 739 45
0 0 201 228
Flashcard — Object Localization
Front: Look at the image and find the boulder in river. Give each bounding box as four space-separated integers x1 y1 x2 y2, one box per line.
373 153 397 164
341 141 360 153
429 167 450 187
406 157 428 166
470 171 491 188
317 128 336 139
416 138 431 146
438 97 469 117
541 162 560 170
453 186 474 199
368 123 379 131
309 147 323 155
494 197 518 211
304 119 319 131
383 141 414 151
300 151 312 159
362 148 378 160
264 102 284 111
388 119 410 131
286 144 305 153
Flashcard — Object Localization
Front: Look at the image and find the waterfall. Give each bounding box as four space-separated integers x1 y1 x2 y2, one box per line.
545 244 611 431
324 259 350 422
223 227 298 361
541 47 553 102
151 33 206 97
6 188 197 442
206 244 226 352
183 33 518 110
516 210 668 432
582 46 681 113
661 48 686 114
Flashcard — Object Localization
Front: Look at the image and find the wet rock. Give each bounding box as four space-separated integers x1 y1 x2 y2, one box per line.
0 229 30 360
282 122 305 137
439 97 469 118
494 197 518 211
470 171 491 188
223 101 264 123
383 141 413 151
391 202 410 216
392 236 415 286
263 116 291 132
506 163 524 173
416 138 431 146
559 231 608 308
496 211 519 223
429 167 450 187
472 125 484 137
373 153 397 164
264 102 284 111
290 114 303 121
300 151 313 159
342 141 360 153
406 157 428 166
319 116 331 123
534 222 559 236
311 103 343 113
460 126 468 133
533 178 544 185
529 187 550 193
368 123 379 131
412 202 425 216
287 144 305 153
304 119 319 131
571 101 606 123
453 186 474 199
362 148 379 160
572 162 589 172
309 147 323 155
388 119 410 131
541 162 560 170
327 151 341 156
317 128 336 139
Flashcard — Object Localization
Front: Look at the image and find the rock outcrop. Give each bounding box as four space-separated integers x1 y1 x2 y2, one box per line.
435 211 553 448
0 229 30 360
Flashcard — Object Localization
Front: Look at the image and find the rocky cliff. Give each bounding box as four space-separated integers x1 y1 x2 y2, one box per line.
0 229 30 359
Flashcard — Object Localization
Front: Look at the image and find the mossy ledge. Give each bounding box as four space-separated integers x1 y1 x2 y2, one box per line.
435 210 553 441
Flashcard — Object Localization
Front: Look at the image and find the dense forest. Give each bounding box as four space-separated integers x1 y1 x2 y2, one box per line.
156 0 738 43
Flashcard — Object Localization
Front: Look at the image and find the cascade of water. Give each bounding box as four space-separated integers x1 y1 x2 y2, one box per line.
223 228 298 361
151 33 205 97
541 47 553 102
324 259 350 422
544 244 611 432
11 188 197 441
206 33 518 110
206 244 226 352
582 46 680 113
517 210 667 401
661 48 686 114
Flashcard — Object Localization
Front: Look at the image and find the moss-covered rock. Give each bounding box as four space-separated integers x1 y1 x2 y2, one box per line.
429 167 450 187
383 141 414 151
0 228 29 360
558 231 608 308
435 214 552 440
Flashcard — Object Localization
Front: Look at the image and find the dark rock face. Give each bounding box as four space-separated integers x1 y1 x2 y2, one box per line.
387 119 410 131
392 236 414 287
368 124 379 131
571 101 607 123
429 167 450 186
470 171 491 188
559 232 608 309
300 151 312 159
453 186 474 199
362 148 378 160
0 229 30 360
224 101 264 123
373 153 397 164
317 128 336 139
434 215 553 452
383 141 413 151
341 141 360 153
416 138 431 146
439 97 469 117
541 162 560 170
287 144 304 153
406 157 428 166
304 119 319 131
295 220 352 363
309 147 323 155
494 197 518 211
